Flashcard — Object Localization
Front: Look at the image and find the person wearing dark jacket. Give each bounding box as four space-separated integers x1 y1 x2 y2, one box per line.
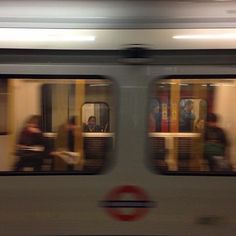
204 113 230 171
15 115 44 171
83 116 102 132
55 116 79 151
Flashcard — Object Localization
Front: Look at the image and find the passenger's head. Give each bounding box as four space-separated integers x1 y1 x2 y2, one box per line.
88 116 96 127
67 116 77 130
150 99 160 114
184 100 193 112
25 115 41 128
207 113 218 124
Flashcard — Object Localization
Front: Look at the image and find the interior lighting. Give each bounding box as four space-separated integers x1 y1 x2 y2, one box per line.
0 28 96 42
89 84 110 87
173 33 236 40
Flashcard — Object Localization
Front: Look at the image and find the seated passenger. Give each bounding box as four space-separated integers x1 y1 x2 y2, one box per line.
15 115 45 171
54 116 85 171
83 116 102 132
204 113 231 171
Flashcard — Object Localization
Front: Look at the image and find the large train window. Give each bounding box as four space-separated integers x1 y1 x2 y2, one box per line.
0 78 115 174
148 78 235 175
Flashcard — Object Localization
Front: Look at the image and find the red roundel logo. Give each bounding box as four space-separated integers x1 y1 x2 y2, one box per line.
100 185 155 221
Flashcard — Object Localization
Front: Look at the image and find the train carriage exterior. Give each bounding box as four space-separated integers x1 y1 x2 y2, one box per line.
0 1 236 235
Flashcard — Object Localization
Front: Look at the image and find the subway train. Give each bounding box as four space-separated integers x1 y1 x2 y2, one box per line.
1 0 236 235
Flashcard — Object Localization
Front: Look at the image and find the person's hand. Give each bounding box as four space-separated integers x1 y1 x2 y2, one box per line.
28 127 42 133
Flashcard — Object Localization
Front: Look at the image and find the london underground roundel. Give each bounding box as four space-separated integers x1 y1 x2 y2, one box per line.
100 185 155 221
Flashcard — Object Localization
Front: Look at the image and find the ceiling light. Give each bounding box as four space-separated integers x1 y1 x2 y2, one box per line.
0 28 96 42
173 33 236 40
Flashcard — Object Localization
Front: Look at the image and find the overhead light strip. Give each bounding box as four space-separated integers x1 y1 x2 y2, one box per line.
0 28 96 42
173 33 236 40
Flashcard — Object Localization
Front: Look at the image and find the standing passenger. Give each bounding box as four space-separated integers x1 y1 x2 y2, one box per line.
55 116 78 152
180 100 195 132
148 99 161 132
54 116 82 171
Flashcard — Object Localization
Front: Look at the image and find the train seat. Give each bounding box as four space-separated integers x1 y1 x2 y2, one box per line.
83 136 113 173
149 137 168 172
177 137 194 171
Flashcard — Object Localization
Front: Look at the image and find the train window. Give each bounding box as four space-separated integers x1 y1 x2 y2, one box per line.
148 79 235 175
82 103 109 132
0 78 115 174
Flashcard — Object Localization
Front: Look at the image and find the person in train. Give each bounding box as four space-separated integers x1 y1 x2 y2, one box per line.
15 115 45 171
148 99 161 132
52 116 84 171
55 116 79 152
204 113 231 171
83 116 102 132
179 99 196 132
